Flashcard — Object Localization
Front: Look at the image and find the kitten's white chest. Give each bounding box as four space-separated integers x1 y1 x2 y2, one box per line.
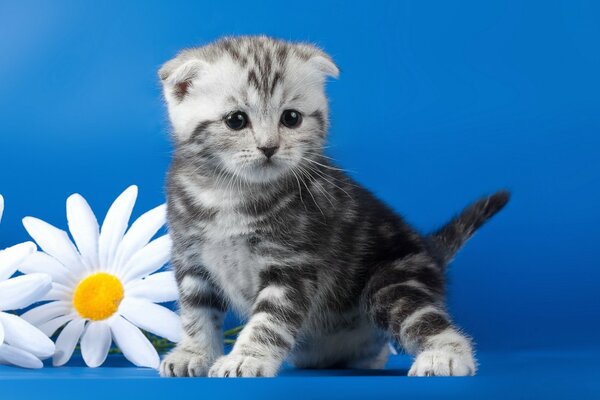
200 236 260 316
195 186 266 316
197 186 256 239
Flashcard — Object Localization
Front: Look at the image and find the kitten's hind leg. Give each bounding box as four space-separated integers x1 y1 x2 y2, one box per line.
160 267 228 377
363 254 476 376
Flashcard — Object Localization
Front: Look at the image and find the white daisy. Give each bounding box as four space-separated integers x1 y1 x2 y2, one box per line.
0 195 55 368
19 186 181 369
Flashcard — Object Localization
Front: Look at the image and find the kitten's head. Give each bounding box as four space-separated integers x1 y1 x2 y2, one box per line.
160 36 338 184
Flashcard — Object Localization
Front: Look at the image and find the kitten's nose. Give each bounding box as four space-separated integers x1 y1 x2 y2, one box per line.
258 146 278 159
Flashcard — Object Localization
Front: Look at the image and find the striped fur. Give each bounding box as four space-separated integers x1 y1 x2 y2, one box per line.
158 36 509 378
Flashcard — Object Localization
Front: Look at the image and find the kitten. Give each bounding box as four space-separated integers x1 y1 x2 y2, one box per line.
158 36 509 378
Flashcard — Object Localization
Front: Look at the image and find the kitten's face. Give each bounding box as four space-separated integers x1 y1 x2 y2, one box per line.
160 37 338 185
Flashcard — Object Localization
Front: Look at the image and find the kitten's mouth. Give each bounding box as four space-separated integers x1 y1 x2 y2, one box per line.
237 157 288 184
257 156 279 168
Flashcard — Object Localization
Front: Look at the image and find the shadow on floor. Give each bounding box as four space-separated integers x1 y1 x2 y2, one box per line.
280 367 409 377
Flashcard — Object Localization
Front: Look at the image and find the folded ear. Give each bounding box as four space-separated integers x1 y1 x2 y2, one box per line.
159 58 208 101
309 54 339 79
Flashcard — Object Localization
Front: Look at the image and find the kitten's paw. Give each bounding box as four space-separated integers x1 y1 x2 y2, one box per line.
160 349 214 377
208 353 279 378
408 349 476 377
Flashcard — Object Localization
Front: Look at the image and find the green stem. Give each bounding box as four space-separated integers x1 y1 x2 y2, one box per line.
223 325 244 337
98 325 246 355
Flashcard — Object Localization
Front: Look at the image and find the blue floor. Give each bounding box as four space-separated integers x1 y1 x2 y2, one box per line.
1 350 598 399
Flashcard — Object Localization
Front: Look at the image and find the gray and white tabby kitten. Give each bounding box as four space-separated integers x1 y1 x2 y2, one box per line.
158 36 509 378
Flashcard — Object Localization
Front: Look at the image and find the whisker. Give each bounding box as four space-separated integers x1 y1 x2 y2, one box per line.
304 152 337 161
301 157 346 172
301 163 354 201
296 167 325 217
302 150 358 175
297 165 336 208
290 168 308 212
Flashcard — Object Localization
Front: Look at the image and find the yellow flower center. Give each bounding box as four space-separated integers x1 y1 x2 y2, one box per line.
72 272 124 321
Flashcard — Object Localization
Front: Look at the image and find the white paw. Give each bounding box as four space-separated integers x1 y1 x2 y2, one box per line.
408 349 476 376
159 348 215 377
208 353 279 378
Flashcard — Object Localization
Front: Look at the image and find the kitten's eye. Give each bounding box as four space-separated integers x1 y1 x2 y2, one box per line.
225 111 249 130
280 109 302 128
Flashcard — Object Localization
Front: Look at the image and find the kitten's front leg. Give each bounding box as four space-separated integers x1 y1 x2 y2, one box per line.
160 268 228 377
208 265 315 378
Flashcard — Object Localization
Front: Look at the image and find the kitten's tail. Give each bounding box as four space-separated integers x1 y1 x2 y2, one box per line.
427 190 510 267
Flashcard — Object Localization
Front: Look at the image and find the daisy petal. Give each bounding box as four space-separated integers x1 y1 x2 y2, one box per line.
126 271 178 303
38 314 75 337
122 235 171 283
40 282 73 302
81 321 111 368
22 217 85 273
0 320 4 346
19 251 76 286
0 344 43 369
114 204 166 270
98 185 138 270
0 241 36 282
0 273 52 311
0 195 4 222
0 312 55 358
21 301 71 326
53 319 85 366
119 297 181 343
110 315 159 369
66 193 100 270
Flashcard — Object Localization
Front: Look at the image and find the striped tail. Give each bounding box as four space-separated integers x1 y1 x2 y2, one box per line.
428 190 510 266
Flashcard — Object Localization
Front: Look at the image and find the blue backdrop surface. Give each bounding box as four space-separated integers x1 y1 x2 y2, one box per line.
0 0 598 370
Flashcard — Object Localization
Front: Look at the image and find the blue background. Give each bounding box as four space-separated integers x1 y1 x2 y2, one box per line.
0 1 599 397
